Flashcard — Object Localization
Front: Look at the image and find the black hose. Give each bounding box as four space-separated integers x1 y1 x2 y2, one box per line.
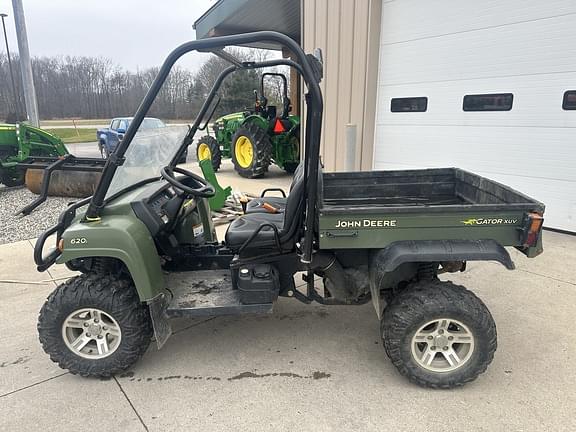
310 252 354 301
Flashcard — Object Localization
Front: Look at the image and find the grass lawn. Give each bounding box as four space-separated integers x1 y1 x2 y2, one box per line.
46 128 97 144
41 119 110 127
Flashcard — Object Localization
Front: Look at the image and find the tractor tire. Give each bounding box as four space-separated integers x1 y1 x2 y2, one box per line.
231 123 271 178
381 280 497 389
0 168 25 187
38 273 153 378
196 135 222 171
283 131 300 174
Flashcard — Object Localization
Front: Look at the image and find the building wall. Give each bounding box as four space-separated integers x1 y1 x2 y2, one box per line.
374 0 576 231
301 0 382 171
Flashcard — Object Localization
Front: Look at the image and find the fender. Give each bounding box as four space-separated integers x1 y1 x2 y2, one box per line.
375 239 514 272
369 239 514 318
57 214 164 301
241 114 269 130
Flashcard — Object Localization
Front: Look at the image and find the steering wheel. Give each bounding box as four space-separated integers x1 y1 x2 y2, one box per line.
160 166 216 198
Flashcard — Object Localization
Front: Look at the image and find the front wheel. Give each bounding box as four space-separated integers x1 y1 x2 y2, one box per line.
196 135 222 171
38 273 153 377
381 280 497 388
231 123 271 178
0 168 26 187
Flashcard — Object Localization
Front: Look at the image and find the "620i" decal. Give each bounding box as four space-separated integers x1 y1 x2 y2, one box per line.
70 237 87 245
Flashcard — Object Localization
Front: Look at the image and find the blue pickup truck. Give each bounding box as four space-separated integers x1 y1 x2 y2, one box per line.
97 117 166 159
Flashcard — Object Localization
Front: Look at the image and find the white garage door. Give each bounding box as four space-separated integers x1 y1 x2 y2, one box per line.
374 0 576 232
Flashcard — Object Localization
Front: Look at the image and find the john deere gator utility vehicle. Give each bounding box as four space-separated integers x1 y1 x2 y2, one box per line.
35 31 545 389
196 72 300 178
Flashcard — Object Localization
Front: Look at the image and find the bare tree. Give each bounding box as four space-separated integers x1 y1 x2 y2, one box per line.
0 47 285 123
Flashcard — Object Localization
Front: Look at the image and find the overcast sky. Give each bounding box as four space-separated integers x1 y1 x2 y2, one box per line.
0 0 217 71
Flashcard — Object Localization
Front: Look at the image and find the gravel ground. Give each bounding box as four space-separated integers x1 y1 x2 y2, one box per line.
0 186 72 245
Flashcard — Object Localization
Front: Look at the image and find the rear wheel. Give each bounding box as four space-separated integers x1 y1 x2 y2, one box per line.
231 123 271 178
381 280 496 388
283 162 299 174
38 273 153 377
282 132 300 174
196 135 221 171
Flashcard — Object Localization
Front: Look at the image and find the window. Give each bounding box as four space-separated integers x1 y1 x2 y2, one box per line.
111 119 120 130
563 91 576 110
140 118 166 129
463 93 513 111
391 97 428 112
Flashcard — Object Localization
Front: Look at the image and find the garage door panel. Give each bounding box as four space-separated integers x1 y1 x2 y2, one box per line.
374 125 576 182
378 14 576 85
375 72 576 127
381 0 576 45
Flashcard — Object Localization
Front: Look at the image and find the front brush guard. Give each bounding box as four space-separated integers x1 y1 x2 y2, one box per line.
34 197 91 271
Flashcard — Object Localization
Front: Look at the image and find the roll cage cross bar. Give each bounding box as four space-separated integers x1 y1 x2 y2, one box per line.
84 31 324 264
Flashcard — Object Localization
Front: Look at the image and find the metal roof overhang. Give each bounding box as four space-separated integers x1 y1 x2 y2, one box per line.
193 0 300 50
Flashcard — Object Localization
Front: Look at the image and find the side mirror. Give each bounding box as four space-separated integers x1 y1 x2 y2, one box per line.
117 128 126 134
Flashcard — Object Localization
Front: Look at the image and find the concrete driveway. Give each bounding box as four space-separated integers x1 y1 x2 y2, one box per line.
1 164 575 431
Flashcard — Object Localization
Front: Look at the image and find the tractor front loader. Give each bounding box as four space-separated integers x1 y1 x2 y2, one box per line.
0 122 105 214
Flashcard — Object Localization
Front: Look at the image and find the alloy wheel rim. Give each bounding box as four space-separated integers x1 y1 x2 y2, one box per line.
410 318 475 373
62 308 122 359
235 136 253 168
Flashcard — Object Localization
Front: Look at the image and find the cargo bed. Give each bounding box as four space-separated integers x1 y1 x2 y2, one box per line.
318 168 544 253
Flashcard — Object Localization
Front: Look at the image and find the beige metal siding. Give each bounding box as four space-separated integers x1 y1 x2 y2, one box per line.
302 0 382 171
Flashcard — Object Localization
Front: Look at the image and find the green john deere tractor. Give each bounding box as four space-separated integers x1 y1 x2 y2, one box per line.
0 122 68 187
196 72 300 178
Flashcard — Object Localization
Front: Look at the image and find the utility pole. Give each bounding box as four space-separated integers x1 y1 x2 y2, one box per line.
1 13 21 116
11 0 39 127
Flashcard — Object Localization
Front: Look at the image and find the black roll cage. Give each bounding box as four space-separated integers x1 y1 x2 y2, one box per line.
84 31 324 264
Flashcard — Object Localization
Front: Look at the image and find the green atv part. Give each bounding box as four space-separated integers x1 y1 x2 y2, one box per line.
198 158 231 210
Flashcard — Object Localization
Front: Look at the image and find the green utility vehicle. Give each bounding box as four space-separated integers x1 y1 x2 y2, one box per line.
196 72 300 178
35 32 545 389
0 122 68 186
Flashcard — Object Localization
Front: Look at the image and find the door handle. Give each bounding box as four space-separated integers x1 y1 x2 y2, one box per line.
324 230 358 238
